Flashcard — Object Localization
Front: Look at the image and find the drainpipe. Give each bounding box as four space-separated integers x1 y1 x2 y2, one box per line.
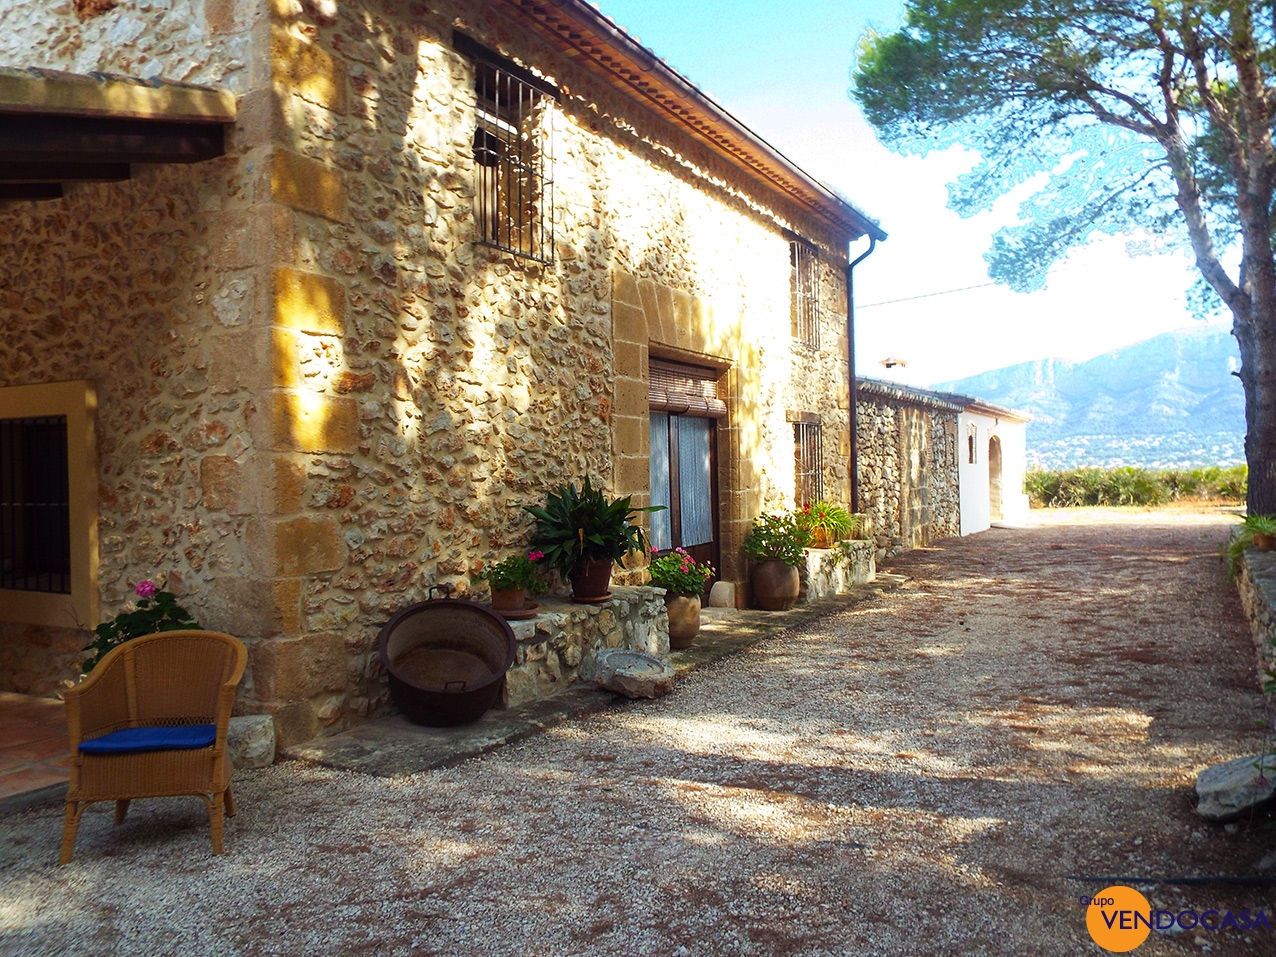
847 235 877 514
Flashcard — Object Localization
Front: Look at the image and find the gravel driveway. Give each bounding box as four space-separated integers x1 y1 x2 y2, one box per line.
2 508 1272 956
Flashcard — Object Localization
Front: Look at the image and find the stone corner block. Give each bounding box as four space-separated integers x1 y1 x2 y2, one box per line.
274 267 347 336
227 714 277 769
273 391 359 454
250 631 347 702
272 149 346 222
1196 754 1276 822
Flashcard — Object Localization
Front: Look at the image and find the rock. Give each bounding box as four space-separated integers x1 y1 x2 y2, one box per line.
707 580 736 608
1195 754 1276 821
594 649 675 699
227 715 276 769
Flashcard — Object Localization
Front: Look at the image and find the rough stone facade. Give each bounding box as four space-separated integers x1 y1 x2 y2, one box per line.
856 381 961 558
0 0 882 744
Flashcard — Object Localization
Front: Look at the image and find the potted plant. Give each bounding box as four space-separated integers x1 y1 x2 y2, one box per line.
525 477 660 602
648 548 715 648
1244 514 1276 551
475 550 548 615
83 579 200 674
743 513 810 610
797 500 856 549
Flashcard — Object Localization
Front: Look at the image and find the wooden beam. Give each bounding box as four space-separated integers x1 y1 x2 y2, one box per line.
0 115 225 165
0 183 63 201
0 162 130 183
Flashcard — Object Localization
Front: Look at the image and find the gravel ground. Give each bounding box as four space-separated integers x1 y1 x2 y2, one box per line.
2 507 1274 956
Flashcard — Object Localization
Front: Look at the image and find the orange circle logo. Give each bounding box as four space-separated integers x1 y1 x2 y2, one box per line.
1086 885 1152 952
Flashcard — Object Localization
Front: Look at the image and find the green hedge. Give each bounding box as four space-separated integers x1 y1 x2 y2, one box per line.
1025 466 1247 508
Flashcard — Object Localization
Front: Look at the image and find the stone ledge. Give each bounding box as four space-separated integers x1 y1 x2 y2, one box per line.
1236 547 1276 691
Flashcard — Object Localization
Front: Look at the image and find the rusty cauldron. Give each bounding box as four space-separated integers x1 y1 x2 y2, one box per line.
377 592 517 727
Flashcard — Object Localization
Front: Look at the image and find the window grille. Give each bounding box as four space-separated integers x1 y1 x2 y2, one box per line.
791 240 820 348
460 34 556 263
794 421 824 505
0 415 71 594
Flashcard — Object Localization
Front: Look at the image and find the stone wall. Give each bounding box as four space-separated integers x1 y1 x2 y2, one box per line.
503 586 666 707
1237 547 1276 691
856 385 961 558
0 1 273 695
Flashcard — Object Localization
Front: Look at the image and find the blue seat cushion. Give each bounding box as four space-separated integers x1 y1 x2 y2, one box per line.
79 724 217 754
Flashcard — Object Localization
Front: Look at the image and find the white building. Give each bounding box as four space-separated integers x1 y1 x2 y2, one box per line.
948 397 1032 535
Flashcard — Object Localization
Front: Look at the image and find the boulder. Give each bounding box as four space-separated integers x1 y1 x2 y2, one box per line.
228 714 276 769
594 649 675 699
1195 754 1276 822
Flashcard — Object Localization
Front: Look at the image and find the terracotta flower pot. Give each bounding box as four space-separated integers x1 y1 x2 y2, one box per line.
1254 532 1275 551
752 560 801 611
569 558 613 602
810 528 835 549
665 594 701 649
490 587 527 612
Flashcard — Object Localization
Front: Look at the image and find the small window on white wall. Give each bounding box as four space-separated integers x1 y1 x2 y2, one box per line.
0 381 98 628
967 424 978 465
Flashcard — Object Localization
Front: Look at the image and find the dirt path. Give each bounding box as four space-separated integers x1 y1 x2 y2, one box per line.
1 508 1272 956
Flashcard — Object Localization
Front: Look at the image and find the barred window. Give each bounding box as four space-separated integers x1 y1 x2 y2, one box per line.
791 239 819 348
794 421 824 505
458 33 556 263
0 415 71 594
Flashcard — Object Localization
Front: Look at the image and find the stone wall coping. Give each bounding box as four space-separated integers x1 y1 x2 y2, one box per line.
857 377 966 413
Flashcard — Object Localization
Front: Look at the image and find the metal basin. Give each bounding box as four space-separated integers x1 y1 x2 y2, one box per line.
377 598 516 727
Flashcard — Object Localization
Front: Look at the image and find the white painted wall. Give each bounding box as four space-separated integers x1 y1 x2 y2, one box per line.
958 410 1030 535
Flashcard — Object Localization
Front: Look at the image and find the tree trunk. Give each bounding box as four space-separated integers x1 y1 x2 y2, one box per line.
1237 307 1276 515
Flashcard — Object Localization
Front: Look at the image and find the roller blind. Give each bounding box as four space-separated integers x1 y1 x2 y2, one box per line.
648 359 726 418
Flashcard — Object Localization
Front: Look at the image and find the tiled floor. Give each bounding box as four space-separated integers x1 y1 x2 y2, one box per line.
0 692 70 803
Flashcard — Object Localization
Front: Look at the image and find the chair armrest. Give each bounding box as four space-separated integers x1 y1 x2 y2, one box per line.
64 659 132 745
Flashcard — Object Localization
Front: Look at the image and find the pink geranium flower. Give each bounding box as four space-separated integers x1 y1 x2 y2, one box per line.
135 580 157 598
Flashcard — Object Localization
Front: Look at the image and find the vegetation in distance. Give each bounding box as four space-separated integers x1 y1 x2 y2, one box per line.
1025 466 1247 509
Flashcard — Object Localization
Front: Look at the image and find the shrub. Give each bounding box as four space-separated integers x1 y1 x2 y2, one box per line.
648 548 715 596
796 500 856 542
742 513 810 567
83 580 200 674
1025 465 1247 508
475 551 548 595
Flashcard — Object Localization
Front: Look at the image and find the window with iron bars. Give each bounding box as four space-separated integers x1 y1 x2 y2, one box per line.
459 34 556 263
790 239 820 348
794 421 824 506
1 415 71 595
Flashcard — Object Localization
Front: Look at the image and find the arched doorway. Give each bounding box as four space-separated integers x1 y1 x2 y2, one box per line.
988 435 1004 523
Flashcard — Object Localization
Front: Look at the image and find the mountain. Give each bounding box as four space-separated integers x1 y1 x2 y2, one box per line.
931 327 1246 469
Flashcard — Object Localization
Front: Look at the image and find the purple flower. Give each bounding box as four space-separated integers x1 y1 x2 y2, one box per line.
135 580 157 598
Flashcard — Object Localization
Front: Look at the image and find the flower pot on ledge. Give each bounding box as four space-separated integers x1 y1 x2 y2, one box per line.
490 587 528 612
752 560 801 611
569 558 613 602
665 594 701 649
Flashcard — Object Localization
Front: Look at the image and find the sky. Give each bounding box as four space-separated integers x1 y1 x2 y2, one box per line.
593 0 1231 388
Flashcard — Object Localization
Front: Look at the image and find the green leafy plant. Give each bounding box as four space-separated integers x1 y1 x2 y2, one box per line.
524 477 661 581
83 580 200 674
648 548 715 597
475 550 548 595
1242 514 1276 536
742 513 810 567
796 500 856 542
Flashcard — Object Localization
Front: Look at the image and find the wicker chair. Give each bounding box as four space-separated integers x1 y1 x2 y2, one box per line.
59 630 248 865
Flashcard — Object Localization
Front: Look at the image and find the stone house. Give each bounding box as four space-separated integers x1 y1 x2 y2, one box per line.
0 0 887 745
853 378 1030 552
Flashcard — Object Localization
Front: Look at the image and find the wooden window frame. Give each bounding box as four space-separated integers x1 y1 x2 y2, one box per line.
0 381 98 628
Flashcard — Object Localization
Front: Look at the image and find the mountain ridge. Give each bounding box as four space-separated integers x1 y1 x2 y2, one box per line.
930 327 1245 469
